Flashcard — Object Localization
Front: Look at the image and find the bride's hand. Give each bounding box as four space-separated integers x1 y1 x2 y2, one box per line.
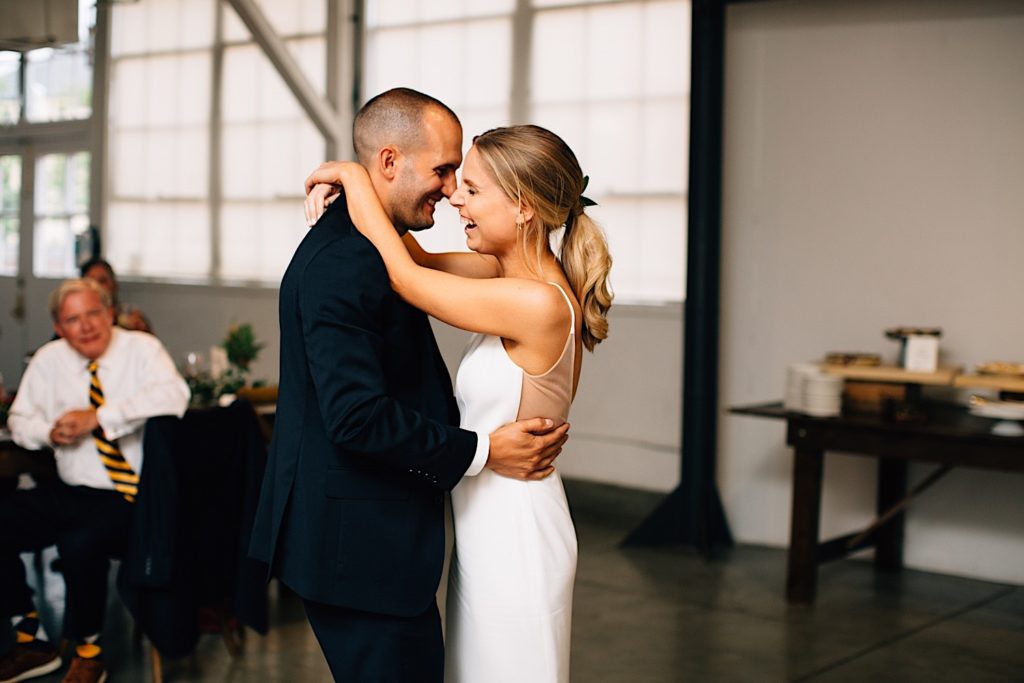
304 183 341 227
303 160 354 226
306 161 390 244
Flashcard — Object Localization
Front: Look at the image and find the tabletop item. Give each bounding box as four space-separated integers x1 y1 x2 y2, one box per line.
802 373 843 417
786 363 842 416
784 363 820 412
884 327 942 372
968 395 1024 421
903 335 939 372
821 364 959 385
824 352 881 367
841 381 907 415
975 361 1024 377
953 372 1024 395
884 326 942 340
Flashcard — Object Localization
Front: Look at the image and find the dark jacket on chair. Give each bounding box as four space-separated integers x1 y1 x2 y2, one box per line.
248 197 477 618
120 403 269 658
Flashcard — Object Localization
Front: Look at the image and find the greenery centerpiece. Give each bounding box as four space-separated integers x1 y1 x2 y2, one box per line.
184 323 266 407
223 323 264 371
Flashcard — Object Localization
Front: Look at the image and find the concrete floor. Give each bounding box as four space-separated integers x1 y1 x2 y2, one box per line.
28 480 1024 682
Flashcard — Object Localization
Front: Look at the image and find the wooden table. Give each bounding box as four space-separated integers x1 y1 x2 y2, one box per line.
730 402 1024 604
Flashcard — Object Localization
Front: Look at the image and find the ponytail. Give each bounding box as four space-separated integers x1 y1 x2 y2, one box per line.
473 125 615 350
561 210 612 351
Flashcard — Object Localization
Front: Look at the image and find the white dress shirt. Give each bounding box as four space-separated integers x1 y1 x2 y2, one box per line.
467 430 489 477
9 328 191 490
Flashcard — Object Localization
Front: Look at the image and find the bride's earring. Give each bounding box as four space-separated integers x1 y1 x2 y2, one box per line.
515 214 525 231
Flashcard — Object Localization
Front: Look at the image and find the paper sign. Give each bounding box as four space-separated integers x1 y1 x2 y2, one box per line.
904 335 939 372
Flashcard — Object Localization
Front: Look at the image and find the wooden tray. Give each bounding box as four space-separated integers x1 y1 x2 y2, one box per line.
821 364 960 386
953 374 1024 393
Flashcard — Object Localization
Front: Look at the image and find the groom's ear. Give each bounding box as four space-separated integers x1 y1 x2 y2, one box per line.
376 146 400 181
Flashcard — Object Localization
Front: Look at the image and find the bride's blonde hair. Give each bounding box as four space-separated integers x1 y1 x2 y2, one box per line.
472 125 613 351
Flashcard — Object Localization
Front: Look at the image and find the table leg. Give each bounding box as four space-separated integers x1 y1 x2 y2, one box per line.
787 446 824 604
875 457 908 571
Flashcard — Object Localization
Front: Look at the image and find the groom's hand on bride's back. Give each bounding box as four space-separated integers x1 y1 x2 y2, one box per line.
486 418 570 480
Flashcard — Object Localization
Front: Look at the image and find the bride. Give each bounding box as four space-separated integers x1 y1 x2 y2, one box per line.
304 124 612 682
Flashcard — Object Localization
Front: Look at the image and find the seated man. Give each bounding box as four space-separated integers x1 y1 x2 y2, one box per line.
0 278 190 683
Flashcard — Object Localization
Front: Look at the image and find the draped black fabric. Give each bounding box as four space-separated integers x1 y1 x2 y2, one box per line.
118 400 269 658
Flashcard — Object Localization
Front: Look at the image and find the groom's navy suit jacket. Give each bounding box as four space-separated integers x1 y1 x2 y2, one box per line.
249 198 477 617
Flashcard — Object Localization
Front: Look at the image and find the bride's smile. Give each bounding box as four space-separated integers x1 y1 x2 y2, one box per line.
449 147 522 255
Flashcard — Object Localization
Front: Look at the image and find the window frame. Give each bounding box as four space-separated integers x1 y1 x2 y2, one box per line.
103 0 340 288
96 0 688 304
361 0 690 304
0 0 105 281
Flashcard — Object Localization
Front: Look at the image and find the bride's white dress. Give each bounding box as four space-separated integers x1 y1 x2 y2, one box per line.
444 284 578 683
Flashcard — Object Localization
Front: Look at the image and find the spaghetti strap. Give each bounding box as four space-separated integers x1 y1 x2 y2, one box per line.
547 282 575 333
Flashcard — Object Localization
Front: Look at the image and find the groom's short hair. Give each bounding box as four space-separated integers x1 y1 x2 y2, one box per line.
353 88 460 166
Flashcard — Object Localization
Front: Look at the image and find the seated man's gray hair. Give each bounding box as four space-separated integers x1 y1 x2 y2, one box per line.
49 278 112 322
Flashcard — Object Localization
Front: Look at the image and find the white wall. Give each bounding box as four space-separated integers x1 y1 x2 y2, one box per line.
719 0 1024 584
115 280 281 384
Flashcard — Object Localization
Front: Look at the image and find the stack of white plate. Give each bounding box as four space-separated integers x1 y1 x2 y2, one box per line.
803 374 843 416
969 398 1024 437
784 363 843 417
785 363 818 410
968 398 1024 420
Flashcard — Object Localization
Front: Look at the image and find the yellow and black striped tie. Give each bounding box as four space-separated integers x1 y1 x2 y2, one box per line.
88 361 139 502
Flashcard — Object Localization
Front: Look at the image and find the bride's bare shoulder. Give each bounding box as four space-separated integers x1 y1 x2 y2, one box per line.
504 278 572 333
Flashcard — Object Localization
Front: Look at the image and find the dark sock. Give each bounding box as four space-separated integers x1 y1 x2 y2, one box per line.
11 612 53 652
12 612 45 642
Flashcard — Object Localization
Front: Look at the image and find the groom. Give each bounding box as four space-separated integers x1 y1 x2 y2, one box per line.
249 88 569 682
